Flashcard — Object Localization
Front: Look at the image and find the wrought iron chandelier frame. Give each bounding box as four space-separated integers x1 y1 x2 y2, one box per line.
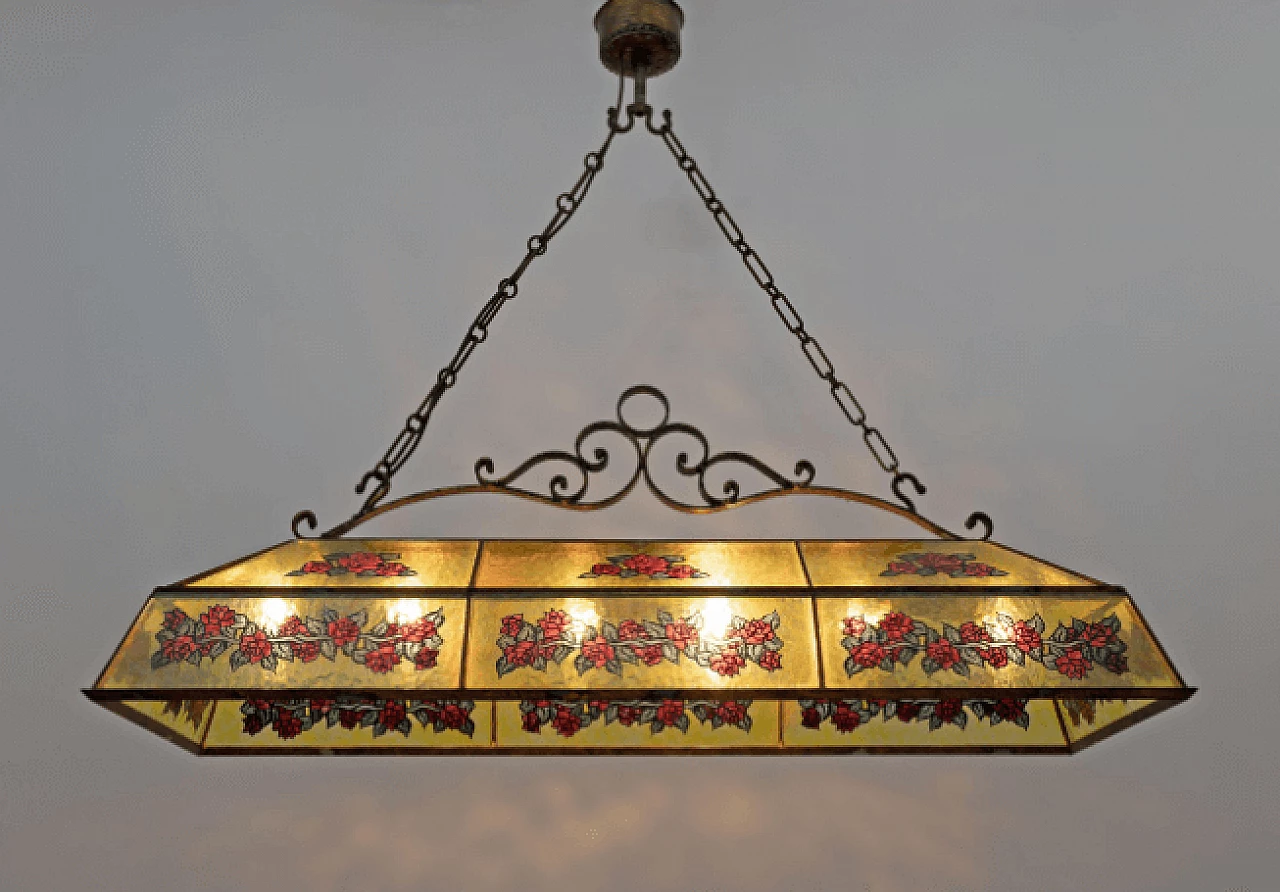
292 66 991 543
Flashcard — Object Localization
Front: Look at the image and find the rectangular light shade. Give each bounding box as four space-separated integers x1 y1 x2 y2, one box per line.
86 539 1192 754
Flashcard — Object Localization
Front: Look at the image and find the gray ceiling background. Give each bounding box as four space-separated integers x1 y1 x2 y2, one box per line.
2 1 1277 889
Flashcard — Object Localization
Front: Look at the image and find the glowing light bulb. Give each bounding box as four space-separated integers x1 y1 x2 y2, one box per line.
567 602 600 631
389 599 421 625
984 598 1018 636
700 598 733 635
260 598 291 633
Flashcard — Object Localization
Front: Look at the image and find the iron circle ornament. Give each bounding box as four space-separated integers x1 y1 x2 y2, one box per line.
615 384 671 435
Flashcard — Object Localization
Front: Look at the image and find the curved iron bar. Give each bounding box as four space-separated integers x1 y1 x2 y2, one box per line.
965 511 994 541
316 481 964 540
292 510 318 539
307 387 983 541
891 472 927 514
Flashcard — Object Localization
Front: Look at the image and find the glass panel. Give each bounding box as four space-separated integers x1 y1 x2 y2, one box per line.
781 698 1067 751
467 596 818 691
815 594 1182 691
800 541 1099 587
495 699 779 749
473 541 806 589
186 540 479 588
1058 697 1175 751
202 698 491 751
95 596 467 691
113 699 214 746
93 697 1183 753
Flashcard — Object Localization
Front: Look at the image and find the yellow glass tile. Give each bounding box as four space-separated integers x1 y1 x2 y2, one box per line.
467 596 818 691
202 698 491 751
800 541 1099 587
496 698 779 749
1058 697 1170 748
113 699 214 745
473 540 806 589
781 698 1066 750
814 594 1182 691
95 596 467 691
186 539 479 588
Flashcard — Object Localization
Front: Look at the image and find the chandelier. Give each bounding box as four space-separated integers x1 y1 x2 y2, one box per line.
86 1 1192 755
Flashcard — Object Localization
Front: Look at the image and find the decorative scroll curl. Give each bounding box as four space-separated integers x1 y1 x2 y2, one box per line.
299 387 993 541
474 386 815 512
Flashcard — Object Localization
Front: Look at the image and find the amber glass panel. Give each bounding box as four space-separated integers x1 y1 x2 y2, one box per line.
1057 697 1174 751
815 594 1181 692
113 699 214 746
202 698 491 751
96 596 467 691
800 541 1098 587
186 540 479 588
93 697 1184 753
495 699 780 749
467 596 818 691
473 541 806 589
781 699 1066 750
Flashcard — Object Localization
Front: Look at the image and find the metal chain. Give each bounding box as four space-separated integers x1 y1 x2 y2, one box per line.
295 71 982 539
322 82 635 534
640 107 928 511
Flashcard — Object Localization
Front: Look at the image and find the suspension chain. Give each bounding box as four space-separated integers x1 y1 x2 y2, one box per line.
320 88 635 535
295 76 981 540
640 107 927 511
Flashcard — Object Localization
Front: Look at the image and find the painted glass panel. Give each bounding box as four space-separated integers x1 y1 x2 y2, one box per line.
815 594 1181 691
800 541 1099 587
1058 697 1168 750
96 596 467 691
201 698 491 751
495 699 779 749
186 540 479 588
781 698 1066 749
467 596 818 691
473 541 806 589
113 699 214 746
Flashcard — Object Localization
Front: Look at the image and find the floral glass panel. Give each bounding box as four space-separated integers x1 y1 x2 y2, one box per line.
781 698 1067 750
467 596 819 691
201 698 492 751
814 594 1181 691
96 596 468 691
472 541 807 589
800 541 1099 587
185 540 479 588
494 699 780 749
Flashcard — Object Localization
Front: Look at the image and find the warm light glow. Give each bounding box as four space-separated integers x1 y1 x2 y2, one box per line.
259 597 291 633
700 598 733 636
984 598 1019 636
566 601 600 631
389 599 422 625
854 603 888 628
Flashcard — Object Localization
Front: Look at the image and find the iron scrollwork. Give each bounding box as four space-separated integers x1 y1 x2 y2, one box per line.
474 385 816 512
301 387 989 542
290 73 996 542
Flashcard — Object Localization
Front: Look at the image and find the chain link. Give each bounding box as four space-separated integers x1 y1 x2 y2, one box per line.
643 108 923 506
343 96 631 522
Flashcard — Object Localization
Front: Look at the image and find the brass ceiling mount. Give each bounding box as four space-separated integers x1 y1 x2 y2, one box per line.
595 0 684 77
